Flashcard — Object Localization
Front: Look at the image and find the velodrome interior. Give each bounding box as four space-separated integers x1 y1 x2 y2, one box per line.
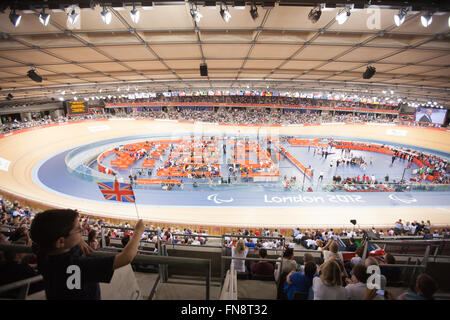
1 119 449 228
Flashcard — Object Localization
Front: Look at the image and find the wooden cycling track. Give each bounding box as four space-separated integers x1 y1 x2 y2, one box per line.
1 119 449 229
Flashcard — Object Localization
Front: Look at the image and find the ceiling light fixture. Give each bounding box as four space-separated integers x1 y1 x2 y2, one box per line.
190 2 203 23
101 6 112 25
220 3 231 23
9 9 22 27
362 65 376 79
394 8 408 27
39 8 51 26
421 13 433 28
67 6 79 25
336 7 350 25
130 4 140 24
308 5 322 23
250 3 258 21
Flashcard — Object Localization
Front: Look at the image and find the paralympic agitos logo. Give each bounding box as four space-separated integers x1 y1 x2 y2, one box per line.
207 194 234 204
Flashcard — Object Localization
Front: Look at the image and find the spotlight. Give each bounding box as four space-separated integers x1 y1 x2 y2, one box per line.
362 66 376 79
27 69 43 83
39 8 50 26
421 13 433 28
9 9 22 27
336 8 350 25
250 4 258 21
130 4 140 23
394 8 407 27
308 6 322 24
200 62 208 76
101 6 112 25
220 4 231 23
190 3 203 23
67 6 79 25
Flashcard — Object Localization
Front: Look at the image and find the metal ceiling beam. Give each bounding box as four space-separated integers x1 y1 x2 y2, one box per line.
1 1 449 11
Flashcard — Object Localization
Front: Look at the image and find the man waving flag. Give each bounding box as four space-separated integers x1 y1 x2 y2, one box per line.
97 180 135 203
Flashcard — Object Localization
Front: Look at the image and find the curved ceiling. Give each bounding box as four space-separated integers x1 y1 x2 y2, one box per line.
0 1 449 106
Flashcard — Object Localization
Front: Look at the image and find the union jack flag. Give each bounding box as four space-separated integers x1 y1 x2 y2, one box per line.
97 180 135 203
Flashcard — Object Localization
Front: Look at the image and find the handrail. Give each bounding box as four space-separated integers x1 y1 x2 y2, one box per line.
222 256 282 263
0 275 43 295
370 239 450 245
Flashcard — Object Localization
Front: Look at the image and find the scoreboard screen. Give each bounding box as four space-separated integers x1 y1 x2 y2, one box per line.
67 101 89 115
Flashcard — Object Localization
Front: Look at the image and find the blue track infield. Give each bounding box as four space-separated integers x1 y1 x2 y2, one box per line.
33 138 450 209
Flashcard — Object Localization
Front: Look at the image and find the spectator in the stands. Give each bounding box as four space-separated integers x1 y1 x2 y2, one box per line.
345 264 376 300
403 221 412 235
251 248 274 277
30 209 145 299
380 253 401 284
121 235 130 248
345 237 358 252
350 246 365 267
396 273 437 300
9 225 32 246
323 240 343 262
231 239 248 273
312 259 346 300
272 229 279 238
274 247 297 282
87 229 99 250
394 219 403 235
284 261 317 300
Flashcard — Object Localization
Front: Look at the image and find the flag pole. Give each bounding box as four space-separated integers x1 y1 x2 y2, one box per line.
129 176 140 221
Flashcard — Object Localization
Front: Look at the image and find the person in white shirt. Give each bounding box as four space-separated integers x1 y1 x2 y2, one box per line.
312 259 346 300
231 239 249 273
191 237 201 245
272 229 279 238
323 241 344 262
350 246 364 267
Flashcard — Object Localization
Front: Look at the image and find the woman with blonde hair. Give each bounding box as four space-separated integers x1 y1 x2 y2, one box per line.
323 240 344 262
312 259 346 300
231 239 249 273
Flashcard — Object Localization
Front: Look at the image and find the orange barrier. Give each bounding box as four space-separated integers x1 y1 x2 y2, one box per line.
142 159 155 167
280 148 312 178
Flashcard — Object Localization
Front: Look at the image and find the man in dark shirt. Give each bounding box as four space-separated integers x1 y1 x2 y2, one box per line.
30 209 145 300
251 248 274 277
345 238 358 252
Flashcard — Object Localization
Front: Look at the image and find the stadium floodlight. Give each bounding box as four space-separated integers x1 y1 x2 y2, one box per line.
190 3 203 23
67 6 79 25
394 8 407 27
39 8 51 26
130 4 140 24
308 6 322 23
250 4 258 21
336 8 350 25
101 6 112 25
421 13 433 28
220 3 231 23
9 9 22 27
